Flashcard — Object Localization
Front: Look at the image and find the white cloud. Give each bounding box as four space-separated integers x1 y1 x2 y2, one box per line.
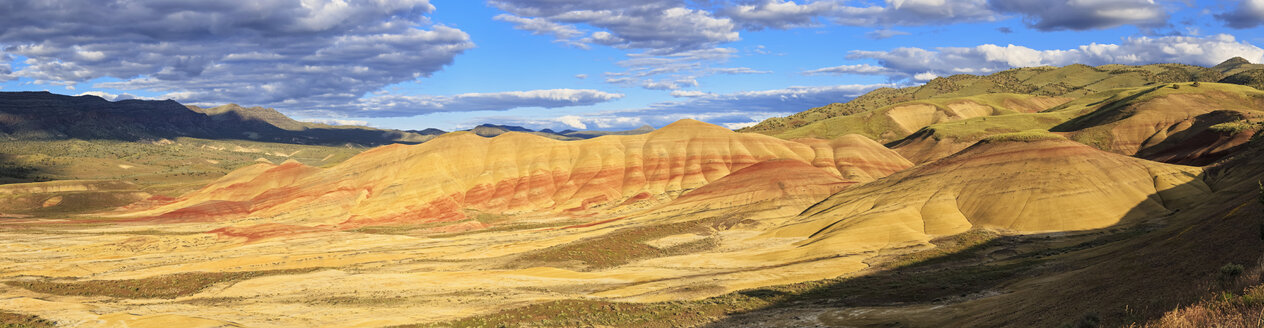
803 64 892 75
558 115 588 129
0 0 473 115
351 89 625 117
304 119 370 126
492 1 738 54
642 79 699 90
1216 0 1264 29
542 84 888 130
575 74 588 79
489 1 755 91
495 14 584 39
75 91 137 101
670 90 710 97
866 28 911 39
722 0 998 29
463 84 888 131
820 34 1264 82
721 0 838 30
988 0 1169 31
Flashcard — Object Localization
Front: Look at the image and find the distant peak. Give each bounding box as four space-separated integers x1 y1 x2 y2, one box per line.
660 119 716 129
1218 57 1252 68
650 119 732 137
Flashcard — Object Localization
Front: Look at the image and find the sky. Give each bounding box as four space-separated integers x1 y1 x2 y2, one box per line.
1 0 1263 132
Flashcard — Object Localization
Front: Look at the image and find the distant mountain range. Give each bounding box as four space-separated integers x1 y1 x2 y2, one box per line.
468 123 655 140
0 92 652 146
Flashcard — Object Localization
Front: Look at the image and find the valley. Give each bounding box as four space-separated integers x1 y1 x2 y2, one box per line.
1 60 1264 327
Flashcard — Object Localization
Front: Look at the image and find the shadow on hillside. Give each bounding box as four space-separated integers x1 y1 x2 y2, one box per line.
1050 85 1163 132
0 153 53 184
702 163 1264 327
1136 110 1253 166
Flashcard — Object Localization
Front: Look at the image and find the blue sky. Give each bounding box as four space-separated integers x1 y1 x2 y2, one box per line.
1 0 1263 131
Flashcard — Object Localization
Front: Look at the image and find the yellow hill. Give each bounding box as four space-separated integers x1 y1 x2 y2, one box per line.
771 136 1210 255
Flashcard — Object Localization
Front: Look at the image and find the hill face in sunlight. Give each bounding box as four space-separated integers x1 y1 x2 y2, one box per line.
778 136 1208 254
124 119 913 229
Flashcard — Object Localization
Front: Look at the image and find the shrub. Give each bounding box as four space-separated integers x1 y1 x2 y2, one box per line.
1172 84 1181 89
1221 263 1245 280
1192 81 1201 87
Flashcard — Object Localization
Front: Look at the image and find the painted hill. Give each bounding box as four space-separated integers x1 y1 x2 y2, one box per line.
1051 82 1264 165
0 91 432 146
121 120 913 229
771 134 1209 255
742 59 1258 136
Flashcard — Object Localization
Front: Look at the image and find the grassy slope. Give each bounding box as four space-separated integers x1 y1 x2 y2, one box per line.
772 93 1043 141
887 82 1263 164
0 138 363 198
742 63 1226 136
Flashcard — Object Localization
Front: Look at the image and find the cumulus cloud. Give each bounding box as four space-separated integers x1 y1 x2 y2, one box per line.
987 0 1169 31
351 89 624 117
495 14 584 39
489 1 753 90
491 0 737 54
720 0 839 30
1216 0 1264 29
810 34 1264 82
557 115 588 129
0 0 473 114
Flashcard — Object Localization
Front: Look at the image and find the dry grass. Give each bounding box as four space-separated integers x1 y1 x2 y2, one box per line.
5 268 320 299
1138 257 1264 328
0 311 54 328
517 220 717 270
981 130 1068 143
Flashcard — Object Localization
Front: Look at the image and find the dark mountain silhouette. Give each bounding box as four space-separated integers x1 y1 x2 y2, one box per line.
0 92 433 145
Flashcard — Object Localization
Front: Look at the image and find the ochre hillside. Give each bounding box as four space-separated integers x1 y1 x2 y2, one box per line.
773 134 1209 255
122 119 913 230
